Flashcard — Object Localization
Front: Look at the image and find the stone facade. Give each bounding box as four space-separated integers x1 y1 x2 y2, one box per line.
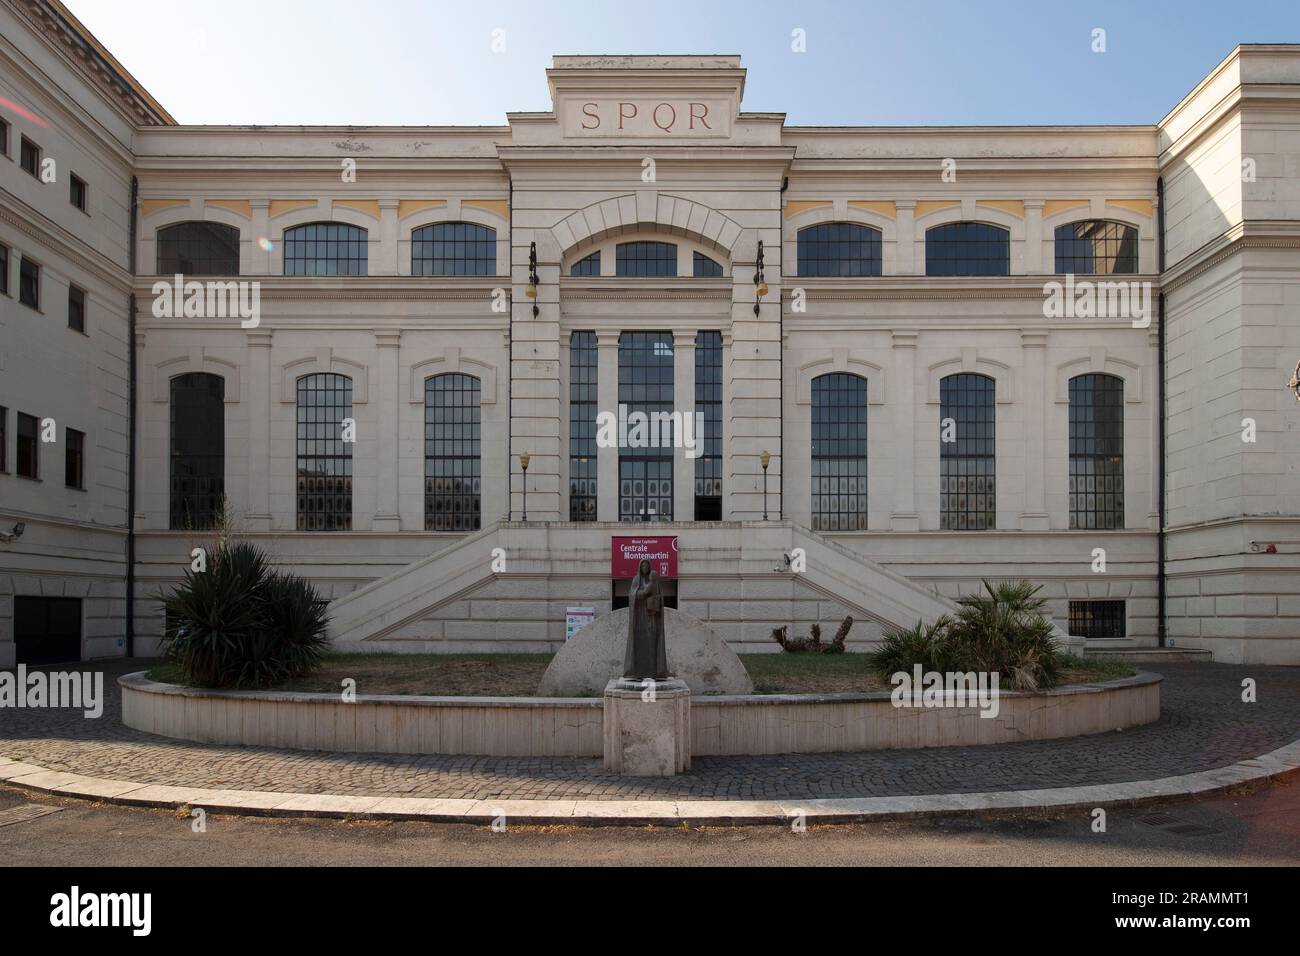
2 2 1299 664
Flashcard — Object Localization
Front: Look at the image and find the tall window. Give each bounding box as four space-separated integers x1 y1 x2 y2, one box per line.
16 412 38 479
283 223 367 276
693 252 723 277
1055 220 1138 274
424 373 481 531
65 428 85 489
797 222 883 276
1069 373 1124 529
811 373 868 531
70 174 87 212
169 373 225 530
0 406 6 473
20 136 39 177
0 117 8 156
939 373 996 530
19 257 39 309
925 222 1010 276
616 242 677 277
569 332 598 521
296 373 352 531
619 331 674 521
694 331 722 520
156 222 239 276
411 222 496 276
571 252 600 277
68 285 85 333
1 242 9 295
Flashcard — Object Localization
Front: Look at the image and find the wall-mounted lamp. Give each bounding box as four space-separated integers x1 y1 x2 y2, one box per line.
527 241 540 317
0 521 26 544
1288 360 1300 402
753 240 767 316
518 451 531 521
760 449 771 521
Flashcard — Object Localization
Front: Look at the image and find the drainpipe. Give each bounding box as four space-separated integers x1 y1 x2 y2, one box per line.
507 173 514 523
126 175 138 657
1156 176 1167 647
779 175 788 521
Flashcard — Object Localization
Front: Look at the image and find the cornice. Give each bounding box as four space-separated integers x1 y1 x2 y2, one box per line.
132 277 511 301
784 275 1162 302
0 197 131 291
1160 220 1300 293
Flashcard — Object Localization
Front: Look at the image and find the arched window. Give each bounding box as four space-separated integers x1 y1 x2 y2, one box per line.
570 251 601 277
296 373 352 530
156 222 239 276
693 252 723 277
424 373 481 531
1055 220 1138 274
1069 373 1124 529
283 223 368 276
411 222 497 276
619 331 674 521
169 372 224 529
939 373 995 530
569 332 598 521
616 241 677 277
811 373 868 531
797 222 882 277
925 222 1010 276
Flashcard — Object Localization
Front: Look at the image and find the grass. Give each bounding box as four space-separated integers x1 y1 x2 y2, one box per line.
146 649 1136 697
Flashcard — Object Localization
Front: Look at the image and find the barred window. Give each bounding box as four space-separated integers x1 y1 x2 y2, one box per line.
283 223 367 276
925 222 1010 276
169 373 225 530
619 331 674 521
571 252 600 277
694 331 723 520
156 222 239 276
1069 600 1126 639
296 373 353 531
940 373 996 530
812 373 868 531
569 332 598 521
797 222 882 277
616 242 677 277
693 252 723 277
411 222 497 276
1055 220 1139 275
1069 373 1124 529
425 374 481 531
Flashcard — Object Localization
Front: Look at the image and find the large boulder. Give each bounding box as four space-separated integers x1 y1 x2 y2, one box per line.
539 607 753 696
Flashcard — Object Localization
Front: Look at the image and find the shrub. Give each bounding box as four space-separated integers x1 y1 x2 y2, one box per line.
867 580 1065 690
773 616 854 653
161 541 330 688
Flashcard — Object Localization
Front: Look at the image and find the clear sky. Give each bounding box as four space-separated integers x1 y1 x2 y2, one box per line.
64 0 1300 127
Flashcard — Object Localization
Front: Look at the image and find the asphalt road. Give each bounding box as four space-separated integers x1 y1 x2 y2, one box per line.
1 776 1296 866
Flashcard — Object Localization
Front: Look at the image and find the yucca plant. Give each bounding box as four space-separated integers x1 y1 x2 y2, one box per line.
160 541 329 688
866 616 955 676
947 580 1065 690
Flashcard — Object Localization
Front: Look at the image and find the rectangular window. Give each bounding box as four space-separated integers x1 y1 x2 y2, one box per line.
65 428 85 489
568 331 598 521
0 117 8 156
16 412 38 479
68 284 85 333
0 406 7 472
19 257 39 309
1069 600 1126 639
20 136 39 176
0 243 8 295
70 174 87 212
618 331 674 522
694 331 722 520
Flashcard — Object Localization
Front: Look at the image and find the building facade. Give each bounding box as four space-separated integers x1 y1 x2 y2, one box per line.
3 0 1299 665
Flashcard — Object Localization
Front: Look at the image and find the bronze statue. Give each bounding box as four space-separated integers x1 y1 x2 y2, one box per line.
624 559 669 679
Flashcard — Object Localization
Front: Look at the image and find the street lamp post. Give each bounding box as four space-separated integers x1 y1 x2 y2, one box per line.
519 451 530 521
760 450 771 521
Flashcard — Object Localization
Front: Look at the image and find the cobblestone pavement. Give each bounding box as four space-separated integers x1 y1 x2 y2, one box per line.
1 661 1297 801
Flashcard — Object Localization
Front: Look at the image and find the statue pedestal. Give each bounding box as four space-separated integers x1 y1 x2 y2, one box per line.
602 677 691 776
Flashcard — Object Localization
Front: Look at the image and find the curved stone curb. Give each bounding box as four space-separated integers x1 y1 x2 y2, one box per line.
3 738 1297 826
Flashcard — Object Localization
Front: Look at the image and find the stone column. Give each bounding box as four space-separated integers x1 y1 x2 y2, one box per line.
673 328 696 522
373 330 401 531
1021 331 1050 530
510 232 561 521
378 199 400 276
245 330 273 531
895 200 917 275
596 329 620 522
1024 200 1045 274
891 331 920 530
250 200 270 274
603 677 691 776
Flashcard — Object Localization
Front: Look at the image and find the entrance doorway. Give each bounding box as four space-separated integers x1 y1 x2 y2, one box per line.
14 597 82 665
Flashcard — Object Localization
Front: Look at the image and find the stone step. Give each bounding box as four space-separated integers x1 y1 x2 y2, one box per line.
1084 646 1214 662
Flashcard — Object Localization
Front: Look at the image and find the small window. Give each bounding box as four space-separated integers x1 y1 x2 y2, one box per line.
0 243 8 296
0 406 7 472
571 251 600 277
70 174 87 212
925 222 1010 277
0 118 9 157
20 136 39 177
16 412 38 479
1055 220 1138 275
1069 600 1126 639
68 285 85 333
19 257 39 309
65 428 85 489
797 222 883 277
616 241 677 277
693 252 723 277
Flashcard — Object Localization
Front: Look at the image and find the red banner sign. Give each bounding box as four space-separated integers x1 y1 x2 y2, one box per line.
611 536 678 579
